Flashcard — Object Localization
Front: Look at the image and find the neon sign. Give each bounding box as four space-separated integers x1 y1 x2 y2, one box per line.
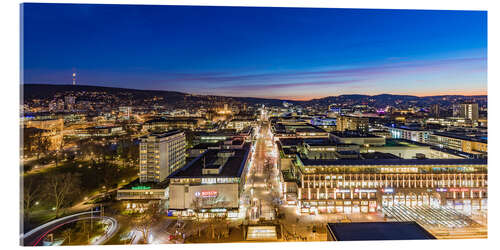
132 186 151 190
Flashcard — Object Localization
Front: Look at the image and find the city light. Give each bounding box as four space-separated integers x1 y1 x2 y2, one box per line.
20 5 487 245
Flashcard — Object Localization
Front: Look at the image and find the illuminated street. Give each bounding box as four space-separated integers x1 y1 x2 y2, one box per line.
241 110 281 223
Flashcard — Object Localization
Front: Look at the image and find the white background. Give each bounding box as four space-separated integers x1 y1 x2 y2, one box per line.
0 0 497 249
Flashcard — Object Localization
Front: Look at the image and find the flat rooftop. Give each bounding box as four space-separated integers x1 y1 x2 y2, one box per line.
433 131 487 143
330 131 382 138
194 129 238 137
389 125 428 132
120 178 169 190
299 157 487 166
144 117 200 123
141 130 183 138
327 222 436 241
191 142 222 149
168 143 250 178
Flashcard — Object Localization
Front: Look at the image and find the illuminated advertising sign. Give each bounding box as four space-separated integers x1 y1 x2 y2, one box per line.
132 186 151 190
334 189 351 193
381 188 394 193
436 188 448 192
471 188 485 192
209 208 226 212
449 188 469 192
195 190 218 198
355 189 377 193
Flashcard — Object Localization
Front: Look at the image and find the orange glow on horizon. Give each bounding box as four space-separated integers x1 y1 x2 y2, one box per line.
259 90 487 101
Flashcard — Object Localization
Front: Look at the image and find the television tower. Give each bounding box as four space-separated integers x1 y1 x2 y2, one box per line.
72 72 76 85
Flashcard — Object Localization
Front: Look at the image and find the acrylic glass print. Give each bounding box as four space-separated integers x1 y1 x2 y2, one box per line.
20 3 487 246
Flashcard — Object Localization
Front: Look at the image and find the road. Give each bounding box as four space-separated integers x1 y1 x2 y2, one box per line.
22 211 119 246
240 112 281 223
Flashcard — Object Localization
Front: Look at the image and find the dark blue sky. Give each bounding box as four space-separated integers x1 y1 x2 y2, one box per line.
22 3 487 100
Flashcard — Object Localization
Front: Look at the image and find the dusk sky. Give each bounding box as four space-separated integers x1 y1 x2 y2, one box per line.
22 4 487 101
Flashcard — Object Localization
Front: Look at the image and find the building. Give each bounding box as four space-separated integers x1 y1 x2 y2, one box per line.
23 118 64 150
193 127 253 145
368 139 465 159
293 157 487 214
387 126 430 144
336 115 369 132
425 117 475 128
271 122 329 140
74 125 124 137
119 106 132 119
226 118 254 131
64 95 76 111
302 139 360 160
139 130 186 183
429 131 487 157
370 129 391 138
430 104 440 118
330 131 386 147
454 103 479 121
116 179 169 201
326 222 435 241
143 117 203 131
167 143 251 217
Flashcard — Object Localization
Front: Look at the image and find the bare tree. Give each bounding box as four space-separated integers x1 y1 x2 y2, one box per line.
22 178 40 221
133 203 162 244
100 162 119 195
61 228 72 245
191 197 204 238
44 173 81 217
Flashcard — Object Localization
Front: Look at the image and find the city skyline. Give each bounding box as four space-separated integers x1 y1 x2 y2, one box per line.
22 4 487 101
20 3 489 245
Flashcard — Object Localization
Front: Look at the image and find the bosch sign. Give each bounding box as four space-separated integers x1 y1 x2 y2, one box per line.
196 190 218 198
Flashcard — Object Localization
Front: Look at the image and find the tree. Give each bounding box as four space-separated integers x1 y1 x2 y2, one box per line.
61 228 72 245
23 128 52 160
100 162 119 195
116 139 128 168
191 197 204 238
22 178 41 221
44 173 81 218
133 203 162 244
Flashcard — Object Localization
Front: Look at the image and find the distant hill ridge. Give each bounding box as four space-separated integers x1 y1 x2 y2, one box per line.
22 84 486 105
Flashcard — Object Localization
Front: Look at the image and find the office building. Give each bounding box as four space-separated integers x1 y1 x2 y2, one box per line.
454 103 479 121
387 126 430 144
226 118 254 131
336 115 369 132
143 117 203 131
430 104 440 118
429 131 487 156
139 130 186 183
